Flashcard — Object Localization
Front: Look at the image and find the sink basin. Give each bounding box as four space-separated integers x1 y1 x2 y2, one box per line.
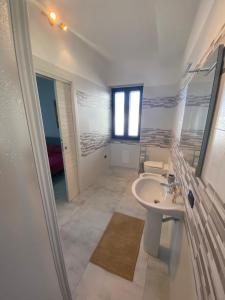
132 174 184 257
132 175 184 218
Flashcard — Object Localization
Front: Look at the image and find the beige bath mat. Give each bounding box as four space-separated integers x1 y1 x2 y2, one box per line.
90 212 144 281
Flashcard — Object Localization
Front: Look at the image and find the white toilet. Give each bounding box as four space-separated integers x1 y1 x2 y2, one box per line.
144 160 169 175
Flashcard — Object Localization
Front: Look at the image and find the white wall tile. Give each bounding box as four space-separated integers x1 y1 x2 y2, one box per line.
110 143 140 169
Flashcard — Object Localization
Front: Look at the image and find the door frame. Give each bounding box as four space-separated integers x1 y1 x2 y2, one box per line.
9 1 73 299
33 56 81 192
36 73 80 202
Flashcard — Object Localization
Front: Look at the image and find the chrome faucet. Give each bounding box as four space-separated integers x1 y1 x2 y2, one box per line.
160 181 181 194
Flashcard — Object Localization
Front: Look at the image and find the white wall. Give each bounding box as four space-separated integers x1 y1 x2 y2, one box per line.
108 60 181 88
28 1 110 87
74 76 111 190
110 142 140 169
142 86 177 132
0 1 62 299
28 1 111 190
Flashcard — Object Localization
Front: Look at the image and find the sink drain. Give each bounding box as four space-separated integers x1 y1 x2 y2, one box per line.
154 200 160 204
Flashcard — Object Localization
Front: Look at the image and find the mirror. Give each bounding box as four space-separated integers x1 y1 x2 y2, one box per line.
180 45 224 176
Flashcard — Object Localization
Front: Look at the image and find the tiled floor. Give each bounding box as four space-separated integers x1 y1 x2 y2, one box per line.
56 167 173 300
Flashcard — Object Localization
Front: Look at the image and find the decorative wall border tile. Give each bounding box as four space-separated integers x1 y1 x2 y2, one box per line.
77 89 111 156
140 128 172 148
180 129 204 150
177 86 188 103
186 94 211 107
142 96 178 108
76 90 110 110
80 132 110 157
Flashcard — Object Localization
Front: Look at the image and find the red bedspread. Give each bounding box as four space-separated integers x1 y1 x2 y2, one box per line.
47 144 64 175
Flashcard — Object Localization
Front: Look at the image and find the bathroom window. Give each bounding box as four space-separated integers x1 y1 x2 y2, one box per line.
112 86 143 140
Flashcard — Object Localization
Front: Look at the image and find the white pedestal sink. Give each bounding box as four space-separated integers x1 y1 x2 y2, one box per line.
132 173 184 257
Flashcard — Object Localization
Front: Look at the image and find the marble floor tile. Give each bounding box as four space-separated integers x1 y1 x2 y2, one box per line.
81 188 122 214
75 263 143 300
143 261 169 300
116 193 146 220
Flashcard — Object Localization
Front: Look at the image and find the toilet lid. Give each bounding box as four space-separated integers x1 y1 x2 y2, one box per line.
144 161 164 169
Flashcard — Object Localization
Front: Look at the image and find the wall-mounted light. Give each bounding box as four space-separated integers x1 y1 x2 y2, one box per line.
60 23 68 31
46 10 68 32
48 11 57 25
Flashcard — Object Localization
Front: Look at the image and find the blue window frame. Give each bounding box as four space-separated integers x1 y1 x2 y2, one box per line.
111 86 143 140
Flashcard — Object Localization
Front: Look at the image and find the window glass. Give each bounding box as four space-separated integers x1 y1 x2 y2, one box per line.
114 92 125 136
128 91 140 137
112 86 142 140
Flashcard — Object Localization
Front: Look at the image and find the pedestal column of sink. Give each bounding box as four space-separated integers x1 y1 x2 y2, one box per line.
143 210 162 257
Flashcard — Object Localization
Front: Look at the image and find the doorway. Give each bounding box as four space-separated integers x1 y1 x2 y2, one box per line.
36 74 79 203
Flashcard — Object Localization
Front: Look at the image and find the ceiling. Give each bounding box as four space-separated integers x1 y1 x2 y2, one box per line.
34 0 200 64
